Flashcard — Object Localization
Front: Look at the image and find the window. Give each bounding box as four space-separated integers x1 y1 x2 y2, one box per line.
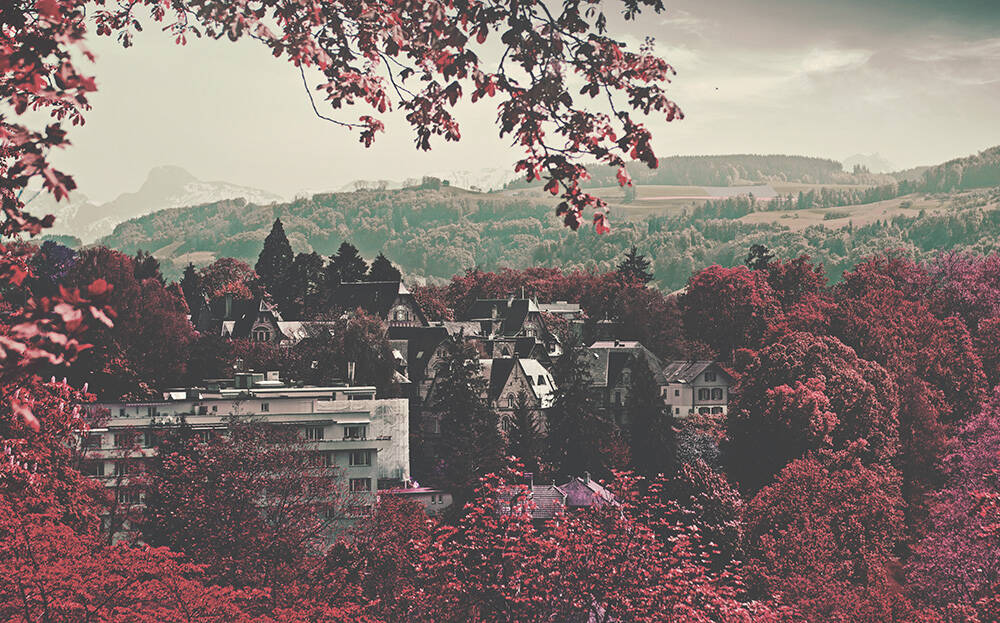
113 432 132 448
81 460 105 477
304 426 325 440
349 450 371 466
501 417 512 434
83 433 103 449
675 407 680 415
698 406 711 414
119 408 126 417
704 371 717 382
260 402 270 412
711 388 723 400
698 388 710 400
116 489 140 506
211 405 218 413
614 390 623 405
253 328 271 342
343 425 367 440
622 370 632 385
325 452 336 467
711 406 724 414
507 394 516 409
674 389 680 397
350 478 372 492
113 461 130 477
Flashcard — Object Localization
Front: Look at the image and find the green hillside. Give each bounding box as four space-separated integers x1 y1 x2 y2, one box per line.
99 149 1000 289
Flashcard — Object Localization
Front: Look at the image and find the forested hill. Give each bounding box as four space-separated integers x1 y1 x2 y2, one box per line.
100 180 1000 291
504 154 884 189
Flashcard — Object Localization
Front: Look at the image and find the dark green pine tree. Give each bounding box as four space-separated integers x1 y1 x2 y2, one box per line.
616 246 654 284
280 252 327 318
326 241 369 286
626 356 675 478
429 337 503 502
133 250 163 283
255 218 294 298
546 336 612 479
745 243 774 271
508 390 541 475
367 252 402 282
179 262 202 313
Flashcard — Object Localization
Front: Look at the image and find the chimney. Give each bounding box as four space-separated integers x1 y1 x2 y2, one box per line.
347 361 356 384
583 471 591 484
224 292 233 319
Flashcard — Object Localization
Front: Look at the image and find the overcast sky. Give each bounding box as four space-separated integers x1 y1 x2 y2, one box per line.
50 0 1000 202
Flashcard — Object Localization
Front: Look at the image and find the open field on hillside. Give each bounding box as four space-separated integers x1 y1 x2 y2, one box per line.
739 193 956 231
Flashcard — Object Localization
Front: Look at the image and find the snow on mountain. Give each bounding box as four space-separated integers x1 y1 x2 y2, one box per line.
36 165 284 243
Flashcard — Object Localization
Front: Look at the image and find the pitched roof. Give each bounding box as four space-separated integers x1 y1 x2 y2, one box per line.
386 325 450 382
483 358 518 402
559 476 615 509
587 341 667 386
519 358 556 406
226 298 283 339
275 321 336 343
465 298 542 337
481 358 556 405
529 484 567 519
332 281 404 317
662 360 729 383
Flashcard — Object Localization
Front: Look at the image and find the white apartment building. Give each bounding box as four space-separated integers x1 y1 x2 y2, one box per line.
81 372 410 505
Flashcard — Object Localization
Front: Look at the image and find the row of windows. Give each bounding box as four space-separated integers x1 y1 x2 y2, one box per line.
304 424 368 441
349 478 372 492
697 388 725 401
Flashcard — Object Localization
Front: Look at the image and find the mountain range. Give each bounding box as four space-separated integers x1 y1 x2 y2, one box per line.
30 165 284 243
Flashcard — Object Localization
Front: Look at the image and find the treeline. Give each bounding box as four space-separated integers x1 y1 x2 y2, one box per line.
504 153 864 188
100 178 1000 292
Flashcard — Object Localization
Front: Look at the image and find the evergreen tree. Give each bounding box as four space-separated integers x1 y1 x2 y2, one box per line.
179 262 202 313
546 337 612 479
367 252 402 282
133 250 163 283
627 356 675 478
429 337 503 501
280 252 327 318
745 243 774 271
508 390 541 475
326 241 369 286
255 218 294 296
616 246 654 284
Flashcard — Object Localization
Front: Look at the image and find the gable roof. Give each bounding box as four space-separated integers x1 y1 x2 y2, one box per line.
559 476 615 508
386 325 450 382
483 358 518 402
332 281 427 325
662 360 732 384
481 358 556 406
226 297 283 339
587 341 667 386
519 358 556 406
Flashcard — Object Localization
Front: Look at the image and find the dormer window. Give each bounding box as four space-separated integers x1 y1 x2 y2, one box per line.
253 328 271 342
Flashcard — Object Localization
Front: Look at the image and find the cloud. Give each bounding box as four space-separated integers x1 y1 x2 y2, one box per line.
800 48 872 73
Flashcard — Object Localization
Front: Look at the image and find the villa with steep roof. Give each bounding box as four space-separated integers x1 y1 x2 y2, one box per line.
661 360 735 417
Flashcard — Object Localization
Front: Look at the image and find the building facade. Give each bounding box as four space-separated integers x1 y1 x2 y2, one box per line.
661 361 735 417
81 373 411 507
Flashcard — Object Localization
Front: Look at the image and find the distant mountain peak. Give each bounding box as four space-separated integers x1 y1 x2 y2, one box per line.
140 165 199 193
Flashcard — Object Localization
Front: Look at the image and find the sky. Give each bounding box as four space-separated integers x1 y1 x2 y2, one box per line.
47 0 1000 202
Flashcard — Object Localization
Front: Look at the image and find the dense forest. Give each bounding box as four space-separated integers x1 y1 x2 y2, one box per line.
101 182 1000 291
